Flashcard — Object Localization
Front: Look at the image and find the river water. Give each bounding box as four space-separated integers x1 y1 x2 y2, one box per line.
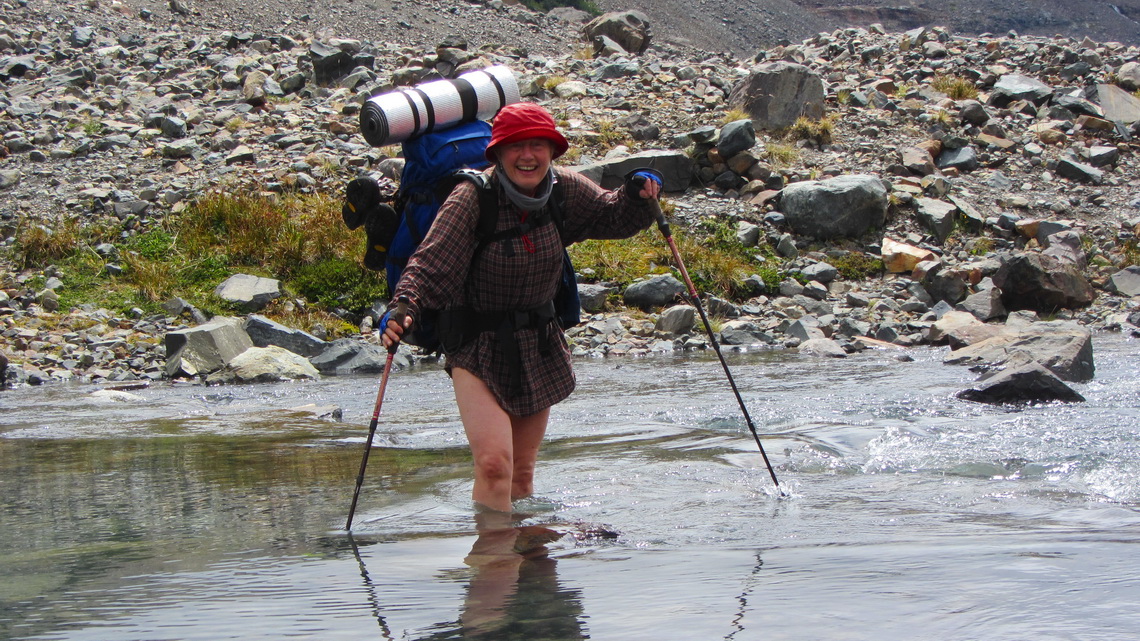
2 332 1138 640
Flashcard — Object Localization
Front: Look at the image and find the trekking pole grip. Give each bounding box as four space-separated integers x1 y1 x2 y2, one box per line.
650 198 671 238
388 296 409 355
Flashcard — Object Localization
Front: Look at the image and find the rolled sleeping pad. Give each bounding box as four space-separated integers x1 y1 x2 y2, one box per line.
359 65 520 147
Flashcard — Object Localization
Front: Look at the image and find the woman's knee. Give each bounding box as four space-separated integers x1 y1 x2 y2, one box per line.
473 451 513 483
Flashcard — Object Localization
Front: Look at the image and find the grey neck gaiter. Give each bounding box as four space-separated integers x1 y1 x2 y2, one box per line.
496 165 554 213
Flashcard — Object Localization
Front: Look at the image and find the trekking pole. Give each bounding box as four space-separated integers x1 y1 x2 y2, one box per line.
648 197 782 492
346 297 408 531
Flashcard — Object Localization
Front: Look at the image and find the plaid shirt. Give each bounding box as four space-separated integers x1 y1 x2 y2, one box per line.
393 167 655 416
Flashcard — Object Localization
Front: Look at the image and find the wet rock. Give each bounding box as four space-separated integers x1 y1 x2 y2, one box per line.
798 337 846 358
655 304 696 335
787 316 826 341
89 389 146 403
957 361 1085 404
719 320 773 345
944 322 1094 382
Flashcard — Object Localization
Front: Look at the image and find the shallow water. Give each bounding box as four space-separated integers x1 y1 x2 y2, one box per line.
1 333 1138 640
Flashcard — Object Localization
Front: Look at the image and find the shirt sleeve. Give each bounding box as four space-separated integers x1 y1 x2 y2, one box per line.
390 181 482 322
554 168 657 245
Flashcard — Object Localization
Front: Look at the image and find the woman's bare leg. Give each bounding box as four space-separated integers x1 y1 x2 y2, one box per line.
509 408 549 500
452 368 550 510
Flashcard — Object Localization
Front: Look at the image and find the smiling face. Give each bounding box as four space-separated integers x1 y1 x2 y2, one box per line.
495 138 554 195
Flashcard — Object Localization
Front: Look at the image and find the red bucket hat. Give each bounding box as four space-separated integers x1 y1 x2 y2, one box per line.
485 102 569 162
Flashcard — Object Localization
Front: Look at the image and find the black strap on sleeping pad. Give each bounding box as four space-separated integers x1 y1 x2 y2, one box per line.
398 90 421 136
485 69 507 108
451 77 478 123
412 87 436 134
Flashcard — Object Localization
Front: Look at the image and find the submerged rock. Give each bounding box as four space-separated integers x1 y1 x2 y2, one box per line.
957 361 1085 404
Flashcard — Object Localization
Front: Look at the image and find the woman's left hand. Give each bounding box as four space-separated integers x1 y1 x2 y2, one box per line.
639 178 660 201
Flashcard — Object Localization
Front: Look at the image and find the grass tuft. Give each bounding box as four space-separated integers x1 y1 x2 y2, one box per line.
763 142 800 167
930 74 979 100
721 108 751 126
785 115 836 144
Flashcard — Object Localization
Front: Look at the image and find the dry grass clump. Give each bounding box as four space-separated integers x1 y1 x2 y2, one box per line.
785 115 836 145
763 142 800 167
931 74 979 100
721 108 751 126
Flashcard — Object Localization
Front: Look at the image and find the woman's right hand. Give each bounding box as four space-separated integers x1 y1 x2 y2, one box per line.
381 310 414 350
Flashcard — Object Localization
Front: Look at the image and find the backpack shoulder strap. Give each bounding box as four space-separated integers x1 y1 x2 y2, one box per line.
548 178 566 238
453 169 498 241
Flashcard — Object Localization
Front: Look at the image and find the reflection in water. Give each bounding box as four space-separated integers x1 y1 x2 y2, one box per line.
347 535 396 640
725 552 766 641
377 512 587 641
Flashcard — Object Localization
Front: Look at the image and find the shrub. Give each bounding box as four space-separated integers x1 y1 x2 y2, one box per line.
573 45 594 61
967 236 996 256
125 229 176 260
594 119 628 147
178 190 357 277
830 252 885 280
569 220 774 301
291 257 387 312
12 217 106 270
123 251 178 302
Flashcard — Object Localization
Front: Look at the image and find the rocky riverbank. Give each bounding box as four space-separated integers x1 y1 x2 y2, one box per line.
1 3 1138 398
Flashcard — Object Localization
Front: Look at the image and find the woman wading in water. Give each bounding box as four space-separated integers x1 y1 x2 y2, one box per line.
381 102 661 514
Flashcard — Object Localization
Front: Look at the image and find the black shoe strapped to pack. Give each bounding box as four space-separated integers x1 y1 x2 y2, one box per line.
343 176 399 271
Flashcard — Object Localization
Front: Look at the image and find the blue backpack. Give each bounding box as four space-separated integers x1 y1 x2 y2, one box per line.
342 120 580 353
